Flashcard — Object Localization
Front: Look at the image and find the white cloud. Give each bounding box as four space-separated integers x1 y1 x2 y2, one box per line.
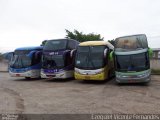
0 0 160 52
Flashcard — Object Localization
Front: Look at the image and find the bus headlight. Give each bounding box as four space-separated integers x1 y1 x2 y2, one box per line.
138 73 146 77
138 71 150 78
116 74 121 78
95 69 104 74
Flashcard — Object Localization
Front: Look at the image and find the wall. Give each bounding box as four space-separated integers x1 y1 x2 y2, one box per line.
150 59 160 70
0 60 8 72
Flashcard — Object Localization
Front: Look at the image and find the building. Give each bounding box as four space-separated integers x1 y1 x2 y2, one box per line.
152 48 160 59
150 48 160 71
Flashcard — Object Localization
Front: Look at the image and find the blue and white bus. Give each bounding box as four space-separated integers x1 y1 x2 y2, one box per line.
9 46 43 79
41 39 79 79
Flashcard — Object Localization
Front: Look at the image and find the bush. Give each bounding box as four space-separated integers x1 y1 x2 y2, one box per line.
151 69 160 75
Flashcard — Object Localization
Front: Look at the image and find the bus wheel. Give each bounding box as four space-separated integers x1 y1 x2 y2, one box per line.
25 77 31 79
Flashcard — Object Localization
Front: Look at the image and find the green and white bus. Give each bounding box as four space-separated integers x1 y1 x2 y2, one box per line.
114 34 152 83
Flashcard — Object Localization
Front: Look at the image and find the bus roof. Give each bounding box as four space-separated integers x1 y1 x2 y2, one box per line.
79 41 114 49
47 38 79 42
15 46 43 51
115 34 147 40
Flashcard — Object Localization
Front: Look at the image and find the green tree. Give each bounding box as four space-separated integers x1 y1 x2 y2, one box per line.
41 40 47 46
108 39 115 46
65 29 104 42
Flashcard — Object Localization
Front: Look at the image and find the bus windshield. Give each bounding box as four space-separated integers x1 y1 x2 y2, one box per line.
75 46 106 69
10 55 31 68
43 40 67 51
15 50 32 55
115 35 148 51
42 55 64 69
116 52 149 72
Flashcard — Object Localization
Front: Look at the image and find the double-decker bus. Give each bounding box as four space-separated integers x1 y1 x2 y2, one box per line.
41 39 79 79
74 41 114 81
9 46 43 79
114 34 152 83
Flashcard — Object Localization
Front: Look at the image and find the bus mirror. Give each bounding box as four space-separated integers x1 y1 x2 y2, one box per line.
35 51 41 59
70 49 76 58
148 48 153 58
104 49 108 58
109 51 114 61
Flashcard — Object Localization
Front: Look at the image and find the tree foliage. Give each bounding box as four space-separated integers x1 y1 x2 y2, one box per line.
108 39 115 46
65 29 104 42
41 40 47 46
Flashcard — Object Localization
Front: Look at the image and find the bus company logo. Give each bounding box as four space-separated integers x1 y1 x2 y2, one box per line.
49 52 58 55
83 71 90 75
47 69 59 73
54 69 59 72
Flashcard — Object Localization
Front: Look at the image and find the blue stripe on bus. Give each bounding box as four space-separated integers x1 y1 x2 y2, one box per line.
15 46 43 51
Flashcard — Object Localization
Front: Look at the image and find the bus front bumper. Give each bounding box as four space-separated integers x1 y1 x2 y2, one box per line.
41 70 74 79
74 72 107 81
9 70 40 78
115 70 151 83
74 67 108 81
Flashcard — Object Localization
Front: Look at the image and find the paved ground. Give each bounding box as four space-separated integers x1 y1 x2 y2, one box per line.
0 72 160 115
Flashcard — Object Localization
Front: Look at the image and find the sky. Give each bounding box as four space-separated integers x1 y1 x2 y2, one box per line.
0 0 160 53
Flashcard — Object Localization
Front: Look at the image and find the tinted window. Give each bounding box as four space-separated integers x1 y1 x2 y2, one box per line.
10 55 31 68
116 52 149 71
75 46 106 69
68 40 76 49
15 50 32 55
43 40 67 51
115 35 148 51
42 55 64 69
75 46 90 69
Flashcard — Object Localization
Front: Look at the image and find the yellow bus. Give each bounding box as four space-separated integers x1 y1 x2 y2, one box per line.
74 41 114 81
